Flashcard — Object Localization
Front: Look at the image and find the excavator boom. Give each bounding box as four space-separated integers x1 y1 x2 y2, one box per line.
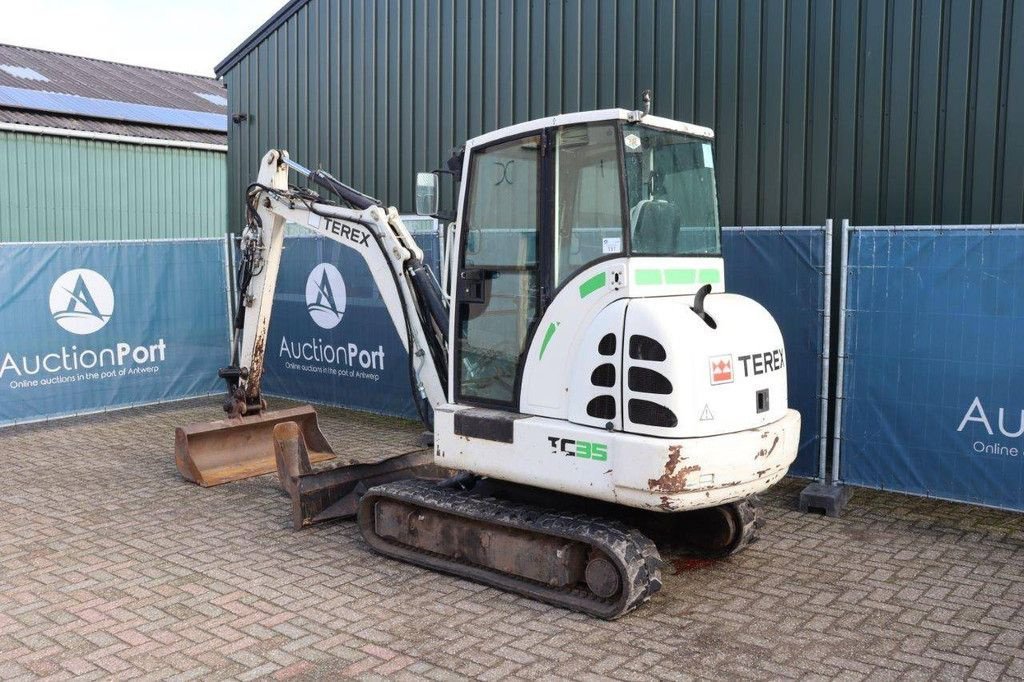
175 150 446 487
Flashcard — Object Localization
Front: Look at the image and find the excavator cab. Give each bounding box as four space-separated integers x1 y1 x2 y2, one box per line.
428 119 724 411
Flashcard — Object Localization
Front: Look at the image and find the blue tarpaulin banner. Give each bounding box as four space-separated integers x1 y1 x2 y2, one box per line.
0 239 229 426
261 230 440 420
723 227 826 477
839 227 1024 510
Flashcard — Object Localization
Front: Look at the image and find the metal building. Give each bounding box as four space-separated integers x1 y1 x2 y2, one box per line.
216 0 1024 229
0 44 228 241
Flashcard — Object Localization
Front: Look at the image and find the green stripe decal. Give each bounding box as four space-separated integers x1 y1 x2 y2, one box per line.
664 268 697 284
635 269 663 285
699 268 721 284
578 272 606 298
634 267 721 286
539 322 558 360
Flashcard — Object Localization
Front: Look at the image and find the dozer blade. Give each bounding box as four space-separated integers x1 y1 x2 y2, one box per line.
273 421 450 530
175 405 335 487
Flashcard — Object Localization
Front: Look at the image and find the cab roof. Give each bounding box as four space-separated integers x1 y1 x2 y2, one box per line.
464 108 715 150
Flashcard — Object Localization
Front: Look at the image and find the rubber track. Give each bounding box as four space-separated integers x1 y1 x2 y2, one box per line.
357 478 663 619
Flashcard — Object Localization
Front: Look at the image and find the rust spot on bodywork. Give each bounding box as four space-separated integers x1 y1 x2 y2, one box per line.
648 445 700 492
755 435 780 459
248 330 267 391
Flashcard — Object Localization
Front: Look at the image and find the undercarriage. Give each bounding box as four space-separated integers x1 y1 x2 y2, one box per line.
273 416 761 619
356 476 761 619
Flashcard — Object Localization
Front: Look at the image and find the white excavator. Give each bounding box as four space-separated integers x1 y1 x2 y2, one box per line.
175 105 800 618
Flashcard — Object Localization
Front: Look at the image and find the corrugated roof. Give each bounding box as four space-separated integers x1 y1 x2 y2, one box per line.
0 109 226 144
0 43 227 142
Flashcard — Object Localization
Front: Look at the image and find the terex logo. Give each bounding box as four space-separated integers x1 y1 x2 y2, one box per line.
322 219 371 248
305 263 347 330
738 349 785 377
49 269 113 335
709 355 733 384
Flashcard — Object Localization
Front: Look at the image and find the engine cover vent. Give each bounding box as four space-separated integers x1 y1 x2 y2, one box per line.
591 363 616 387
598 333 616 356
628 367 672 395
628 335 666 361
628 399 678 428
587 395 616 420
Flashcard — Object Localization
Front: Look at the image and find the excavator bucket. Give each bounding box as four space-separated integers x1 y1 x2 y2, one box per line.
175 405 335 487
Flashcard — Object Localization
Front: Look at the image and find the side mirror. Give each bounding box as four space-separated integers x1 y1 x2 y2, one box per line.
415 172 438 216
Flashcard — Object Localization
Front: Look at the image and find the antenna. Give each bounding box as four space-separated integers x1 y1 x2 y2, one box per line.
641 89 652 116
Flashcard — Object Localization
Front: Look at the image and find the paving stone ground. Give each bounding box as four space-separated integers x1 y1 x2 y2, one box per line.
2 397 1024 681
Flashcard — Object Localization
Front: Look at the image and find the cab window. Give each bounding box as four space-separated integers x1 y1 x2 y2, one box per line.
553 122 625 287
623 124 721 256
457 134 542 404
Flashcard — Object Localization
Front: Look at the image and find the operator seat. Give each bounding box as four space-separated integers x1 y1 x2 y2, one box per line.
632 200 682 254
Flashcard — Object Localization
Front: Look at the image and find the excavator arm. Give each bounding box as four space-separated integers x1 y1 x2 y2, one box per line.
175 149 448 487
225 149 447 418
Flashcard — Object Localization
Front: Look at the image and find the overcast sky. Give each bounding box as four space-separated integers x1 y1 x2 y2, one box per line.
0 0 288 77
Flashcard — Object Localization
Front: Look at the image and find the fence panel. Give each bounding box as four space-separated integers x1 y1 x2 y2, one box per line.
260 225 441 420
723 226 828 478
0 239 229 426
838 225 1024 510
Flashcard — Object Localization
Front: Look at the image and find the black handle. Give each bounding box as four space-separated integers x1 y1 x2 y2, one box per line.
458 268 499 304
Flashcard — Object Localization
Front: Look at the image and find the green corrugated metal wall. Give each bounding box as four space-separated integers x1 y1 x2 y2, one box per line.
219 0 1024 229
0 131 226 242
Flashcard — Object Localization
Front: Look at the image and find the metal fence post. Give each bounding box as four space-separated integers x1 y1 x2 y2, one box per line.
817 219 833 481
223 233 236 355
799 218 852 517
830 219 851 484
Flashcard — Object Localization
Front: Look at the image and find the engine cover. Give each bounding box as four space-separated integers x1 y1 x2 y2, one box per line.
565 292 788 438
614 293 788 438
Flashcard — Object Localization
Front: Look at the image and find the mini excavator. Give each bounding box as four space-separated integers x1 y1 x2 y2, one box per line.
176 107 800 618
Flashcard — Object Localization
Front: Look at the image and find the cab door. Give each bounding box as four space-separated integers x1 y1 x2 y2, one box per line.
454 132 545 408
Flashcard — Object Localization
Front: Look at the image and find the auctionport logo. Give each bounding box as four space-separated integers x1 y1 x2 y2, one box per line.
305 263 346 330
49 269 113 335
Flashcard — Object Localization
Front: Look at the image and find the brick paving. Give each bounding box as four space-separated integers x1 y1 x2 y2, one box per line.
1 397 1024 680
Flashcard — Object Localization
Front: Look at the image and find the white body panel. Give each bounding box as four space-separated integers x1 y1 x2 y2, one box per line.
621 294 788 437
435 405 799 511
441 253 796 511
519 257 726 420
